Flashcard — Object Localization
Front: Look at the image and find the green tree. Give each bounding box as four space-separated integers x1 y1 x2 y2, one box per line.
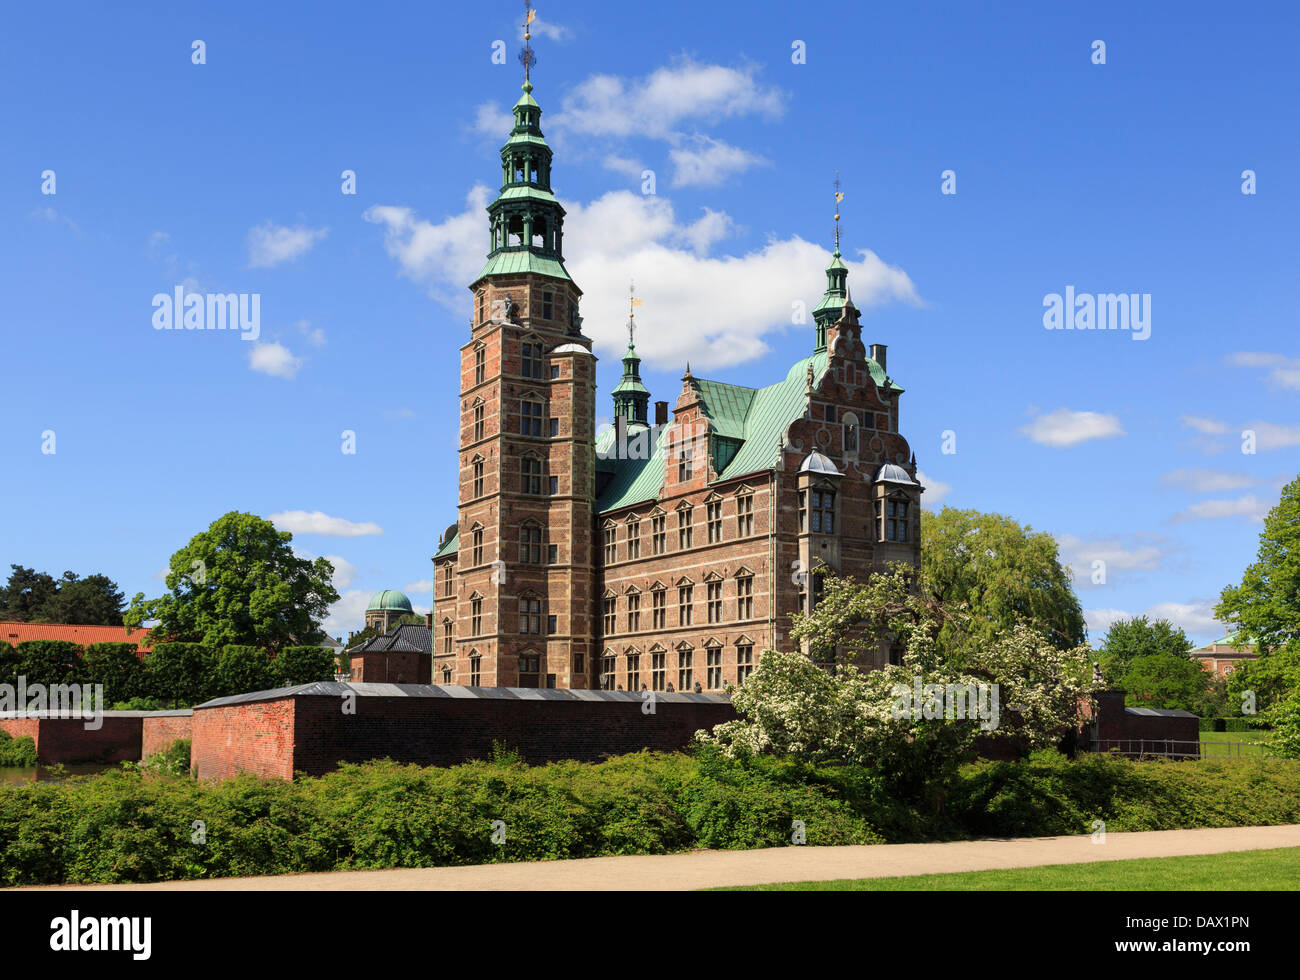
81 642 146 704
124 511 339 652
41 572 126 626
1097 616 1193 670
921 508 1086 653
1114 653 1211 713
1216 474 1300 651
1226 643 1300 715
0 566 58 622
14 640 84 687
208 645 277 699
275 645 337 686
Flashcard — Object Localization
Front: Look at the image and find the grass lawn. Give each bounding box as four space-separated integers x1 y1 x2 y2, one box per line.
723 847 1300 890
1200 731 1271 758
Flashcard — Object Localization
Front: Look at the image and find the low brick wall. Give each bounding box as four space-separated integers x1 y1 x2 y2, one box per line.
191 683 737 781
140 712 193 759
1086 689 1200 756
1 710 195 764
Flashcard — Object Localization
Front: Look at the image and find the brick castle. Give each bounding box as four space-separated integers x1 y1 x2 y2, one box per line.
430 70 923 692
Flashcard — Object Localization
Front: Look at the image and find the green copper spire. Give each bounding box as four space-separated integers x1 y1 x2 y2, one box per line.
612 283 650 425
474 9 574 287
812 177 855 350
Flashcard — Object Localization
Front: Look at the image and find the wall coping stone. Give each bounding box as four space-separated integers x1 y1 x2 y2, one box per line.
195 682 732 709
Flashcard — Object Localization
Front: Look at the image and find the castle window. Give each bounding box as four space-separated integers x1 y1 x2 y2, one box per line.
441 563 452 596
521 456 544 494
469 652 481 686
550 365 559 379
442 666 453 684
627 592 641 631
547 614 557 634
798 491 807 532
549 475 559 495
706 645 722 690
652 514 666 554
678 506 693 549
473 458 484 498
601 653 617 690
678 584 693 626
521 398 544 436
736 492 753 536
573 651 584 674
874 500 883 541
825 404 837 423
627 518 641 558
542 292 554 320
677 648 694 692
706 501 723 543
474 347 485 386
811 489 836 533
707 581 723 623
603 525 617 564
442 620 453 654
651 651 666 691
626 652 640 691
520 595 540 634
520 524 544 564
737 575 753 620
477 291 484 324
887 500 910 542
474 403 485 442
652 587 666 629
519 653 540 688
470 598 483 635
811 572 826 611
677 441 693 482
522 340 545 379
471 527 483 566
549 417 559 438
548 543 558 564
737 643 754 684
603 596 617 635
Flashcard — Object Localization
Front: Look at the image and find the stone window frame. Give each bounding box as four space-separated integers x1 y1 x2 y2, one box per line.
624 646 641 691
625 585 642 632
469 591 484 636
734 486 755 536
520 393 546 437
472 398 485 442
676 642 694 692
602 519 618 565
704 572 723 624
704 493 724 543
650 507 667 555
736 636 755 685
649 644 667 691
676 502 694 550
470 523 484 567
520 333 546 380
650 582 667 629
625 513 642 559
602 589 618 636
734 567 755 620
472 454 485 499
520 452 546 495
518 648 542 686
520 520 545 564
601 650 618 690
441 617 454 654
676 576 694 627
469 650 482 686
704 640 723 690
518 591 544 635
473 343 486 386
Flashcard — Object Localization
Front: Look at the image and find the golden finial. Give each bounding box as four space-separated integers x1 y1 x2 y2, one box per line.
520 1 537 87
833 171 844 253
628 280 643 346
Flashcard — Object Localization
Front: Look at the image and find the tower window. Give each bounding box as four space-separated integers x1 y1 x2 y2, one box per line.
520 525 544 564
706 646 722 689
736 492 753 536
474 347 485 386
678 584 693 626
887 500 910 542
603 596 617 635
522 341 544 379
470 598 483 636
811 490 836 533
549 418 559 438
707 501 723 543
678 507 693 549
520 398 543 436
677 442 693 482
521 457 544 494
542 292 553 319
472 528 484 566
707 581 723 623
604 526 617 564
737 575 753 620
519 653 540 687
470 652 481 686
473 458 484 498
474 403 485 442
519 598 542 635
443 620 453 654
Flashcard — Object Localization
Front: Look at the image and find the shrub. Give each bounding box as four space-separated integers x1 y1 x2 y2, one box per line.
82 642 146 704
142 739 191 777
13 640 85 687
209 645 277 699
143 642 211 707
274 646 335 687
0 730 38 767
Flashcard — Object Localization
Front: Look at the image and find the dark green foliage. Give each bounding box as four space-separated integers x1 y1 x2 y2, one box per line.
208 645 276 699
143 643 212 707
0 730 38 767
81 642 146 703
2 749 1297 886
13 641 84 687
275 646 336 687
0 565 125 625
142 739 191 777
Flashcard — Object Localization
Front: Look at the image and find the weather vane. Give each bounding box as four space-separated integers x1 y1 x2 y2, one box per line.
833 171 844 252
519 1 537 85
628 280 643 345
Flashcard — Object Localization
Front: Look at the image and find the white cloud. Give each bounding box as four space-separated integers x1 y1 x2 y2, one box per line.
1248 421 1300 451
553 58 784 140
248 341 302 380
917 470 952 509
365 188 920 372
270 510 384 537
404 579 434 597
1226 351 1300 391
668 135 766 188
1161 468 1259 492
1181 414 1231 435
1170 494 1272 523
296 319 326 347
603 154 647 180
247 222 328 268
384 407 417 419
1057 533 1171 588
1020 409 1124 448
323 555 359 590
1085 600 1225 645
323 589 370 640
518 16 571 42
472 101 514 138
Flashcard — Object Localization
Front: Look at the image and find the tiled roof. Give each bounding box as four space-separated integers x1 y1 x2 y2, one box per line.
0 622 153 651
353 625 432 656
197 681 731 709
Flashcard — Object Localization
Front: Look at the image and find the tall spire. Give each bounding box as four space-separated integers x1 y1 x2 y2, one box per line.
812 174 853 351
612 280 650 426
474 4 576 289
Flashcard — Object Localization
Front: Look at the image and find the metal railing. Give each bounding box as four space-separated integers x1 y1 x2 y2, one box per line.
1090 738 1273 760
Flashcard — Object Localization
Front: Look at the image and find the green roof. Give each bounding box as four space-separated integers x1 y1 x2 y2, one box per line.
434 529 459 560
493 185 559 204
367 589 413 612
473 250 573 283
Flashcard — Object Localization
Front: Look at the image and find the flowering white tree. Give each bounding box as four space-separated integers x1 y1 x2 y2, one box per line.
696 566 1095 790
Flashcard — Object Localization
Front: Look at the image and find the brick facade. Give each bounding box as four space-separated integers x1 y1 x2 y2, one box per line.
0 710 193 764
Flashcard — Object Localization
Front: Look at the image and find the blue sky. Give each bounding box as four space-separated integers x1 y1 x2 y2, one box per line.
1 1 1296 643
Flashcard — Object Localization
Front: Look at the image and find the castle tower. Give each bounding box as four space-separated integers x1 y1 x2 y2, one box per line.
611 288 650 427
454 26 598 688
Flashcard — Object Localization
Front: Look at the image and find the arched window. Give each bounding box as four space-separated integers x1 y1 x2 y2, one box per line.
469 650 482 686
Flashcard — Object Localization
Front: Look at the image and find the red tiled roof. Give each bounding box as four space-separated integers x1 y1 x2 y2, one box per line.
0 622 153 652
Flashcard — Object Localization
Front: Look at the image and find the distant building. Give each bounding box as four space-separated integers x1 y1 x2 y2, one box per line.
1192 634 1259 677
0 621 153 653
364 590 415 632
347 623 432 684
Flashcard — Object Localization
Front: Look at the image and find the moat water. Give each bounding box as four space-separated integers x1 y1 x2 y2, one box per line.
0 764 117 784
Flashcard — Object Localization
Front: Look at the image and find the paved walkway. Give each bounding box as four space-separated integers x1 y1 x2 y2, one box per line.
22 825 1300 891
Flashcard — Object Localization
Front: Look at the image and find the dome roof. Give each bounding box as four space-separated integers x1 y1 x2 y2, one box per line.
366 589 413 613
875 462 918 485
550 343 593 355
798 450 842 476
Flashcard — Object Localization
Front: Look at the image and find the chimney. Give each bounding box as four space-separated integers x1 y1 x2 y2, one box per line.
870 344 887 371
655 400 669 426
425 612 433 629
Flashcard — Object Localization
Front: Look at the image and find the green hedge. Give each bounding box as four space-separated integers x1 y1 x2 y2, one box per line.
0 730 38 767
1 748 1298 886
1199 717 1270 732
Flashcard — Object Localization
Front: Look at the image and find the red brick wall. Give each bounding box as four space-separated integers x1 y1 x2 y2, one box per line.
141 714 193 760
191 700 296 781
0 717 141 763
191 693 736 780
